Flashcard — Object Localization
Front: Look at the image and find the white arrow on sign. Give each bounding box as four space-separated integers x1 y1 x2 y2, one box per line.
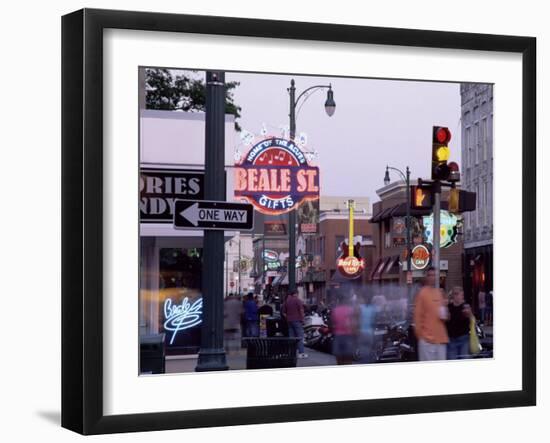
180 202 248 227
180 202 201 226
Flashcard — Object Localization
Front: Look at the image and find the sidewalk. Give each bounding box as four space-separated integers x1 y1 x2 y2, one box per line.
165 346 337 373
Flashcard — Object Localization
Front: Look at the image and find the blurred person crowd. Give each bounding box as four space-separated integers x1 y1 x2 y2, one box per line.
222 268 487 364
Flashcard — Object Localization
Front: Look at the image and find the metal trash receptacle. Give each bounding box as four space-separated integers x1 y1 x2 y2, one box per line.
140 333 166 374
244 337 299 369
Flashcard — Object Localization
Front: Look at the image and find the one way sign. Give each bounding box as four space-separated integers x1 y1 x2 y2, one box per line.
174 199 254 231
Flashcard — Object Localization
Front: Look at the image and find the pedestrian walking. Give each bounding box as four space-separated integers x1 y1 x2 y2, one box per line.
413 268 449 361
282 290 307 358
357 294 376 363
478 290 487 325
446 287 473 360
243 292 259 337
486 290 493 326
331 293 357 365
224 294 243 355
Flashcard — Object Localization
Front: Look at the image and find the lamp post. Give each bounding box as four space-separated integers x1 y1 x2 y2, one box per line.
384 165 412 295
287 79 335 293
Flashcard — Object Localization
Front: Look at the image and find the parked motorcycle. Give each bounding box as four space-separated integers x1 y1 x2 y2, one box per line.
303 311 326 348
304 308 333 353
374 320 417 363
472 320 493 358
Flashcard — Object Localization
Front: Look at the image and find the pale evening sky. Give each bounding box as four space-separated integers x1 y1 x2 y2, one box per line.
169 69 462 209
226 71 461 208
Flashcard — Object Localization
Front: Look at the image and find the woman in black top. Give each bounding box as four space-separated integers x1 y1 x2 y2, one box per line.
446 287 473 359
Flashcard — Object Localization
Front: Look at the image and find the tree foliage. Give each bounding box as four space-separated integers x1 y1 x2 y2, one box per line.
145 68 242 131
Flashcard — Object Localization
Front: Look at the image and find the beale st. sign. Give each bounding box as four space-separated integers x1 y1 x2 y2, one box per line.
234 137 320 215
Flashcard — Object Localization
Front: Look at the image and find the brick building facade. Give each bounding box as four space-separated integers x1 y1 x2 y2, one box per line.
370 181 465 292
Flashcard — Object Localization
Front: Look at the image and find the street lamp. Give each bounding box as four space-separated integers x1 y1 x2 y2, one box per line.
384 165 412 296
383 168 391 186
324 87 336 116
287 79 335 293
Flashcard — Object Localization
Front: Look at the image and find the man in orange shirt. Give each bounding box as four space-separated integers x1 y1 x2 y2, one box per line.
413 268 449 361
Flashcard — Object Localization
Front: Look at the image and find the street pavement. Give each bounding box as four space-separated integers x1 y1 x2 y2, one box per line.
164 326 493 374
165 346 336 373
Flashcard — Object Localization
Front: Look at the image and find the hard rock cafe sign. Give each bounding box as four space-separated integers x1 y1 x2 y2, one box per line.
234 137 320 215
411 244 431 270
336 200 366 279
338 256 365 277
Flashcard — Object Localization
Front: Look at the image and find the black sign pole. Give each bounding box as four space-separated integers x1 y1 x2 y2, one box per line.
195 71 228 371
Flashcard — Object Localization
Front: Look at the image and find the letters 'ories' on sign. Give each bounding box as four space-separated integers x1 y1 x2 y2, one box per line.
140 169 204 223
234 137 320 215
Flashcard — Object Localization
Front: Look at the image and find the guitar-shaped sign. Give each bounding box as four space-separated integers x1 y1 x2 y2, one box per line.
336 200 366 279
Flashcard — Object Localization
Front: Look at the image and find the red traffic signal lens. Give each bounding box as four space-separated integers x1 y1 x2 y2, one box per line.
434 127 451 144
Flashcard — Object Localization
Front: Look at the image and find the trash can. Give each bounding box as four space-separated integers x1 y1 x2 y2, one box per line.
140 333 166 374
265 316 288 337
243 337 299 369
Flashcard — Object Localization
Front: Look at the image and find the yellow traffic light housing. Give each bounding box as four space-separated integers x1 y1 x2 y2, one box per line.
432 126 451 181
449 187 459 213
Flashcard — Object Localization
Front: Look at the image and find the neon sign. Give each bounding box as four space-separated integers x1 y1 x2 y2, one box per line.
263 249 279 262
338 255 365 277
234 137 320 215
411 244 430 270
336 200 365 279
163 297 203 345
422 210 459 248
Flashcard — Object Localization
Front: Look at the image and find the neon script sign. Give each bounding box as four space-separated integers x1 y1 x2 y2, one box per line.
234 137 320 215
163 297 203 345
423 210 459 248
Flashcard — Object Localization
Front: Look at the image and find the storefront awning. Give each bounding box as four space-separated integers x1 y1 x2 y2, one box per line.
370 207 394 223
272 273 288 287
369 257 383 280
381 255 400 278
372 256 391 280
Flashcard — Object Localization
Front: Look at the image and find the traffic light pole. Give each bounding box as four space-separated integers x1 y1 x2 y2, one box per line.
433 181 441 289
405 167 412 300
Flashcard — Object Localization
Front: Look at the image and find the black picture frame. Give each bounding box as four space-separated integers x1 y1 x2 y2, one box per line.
62 8 536 435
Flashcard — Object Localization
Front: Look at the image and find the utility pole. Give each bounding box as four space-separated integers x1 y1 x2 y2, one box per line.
225 242 229 296
432 181 442 289
196 71 228 372
238 236 242 295
288 80 297 293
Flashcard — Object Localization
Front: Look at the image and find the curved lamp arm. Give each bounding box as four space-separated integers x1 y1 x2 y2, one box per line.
386 165 407 183
294 84 332 107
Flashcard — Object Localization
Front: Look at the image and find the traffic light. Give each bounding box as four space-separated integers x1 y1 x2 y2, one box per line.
448 161 460 182
458 190 476 212
448 187 459 213
447 189 476 213
411 185 433 209
432 126 451 181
